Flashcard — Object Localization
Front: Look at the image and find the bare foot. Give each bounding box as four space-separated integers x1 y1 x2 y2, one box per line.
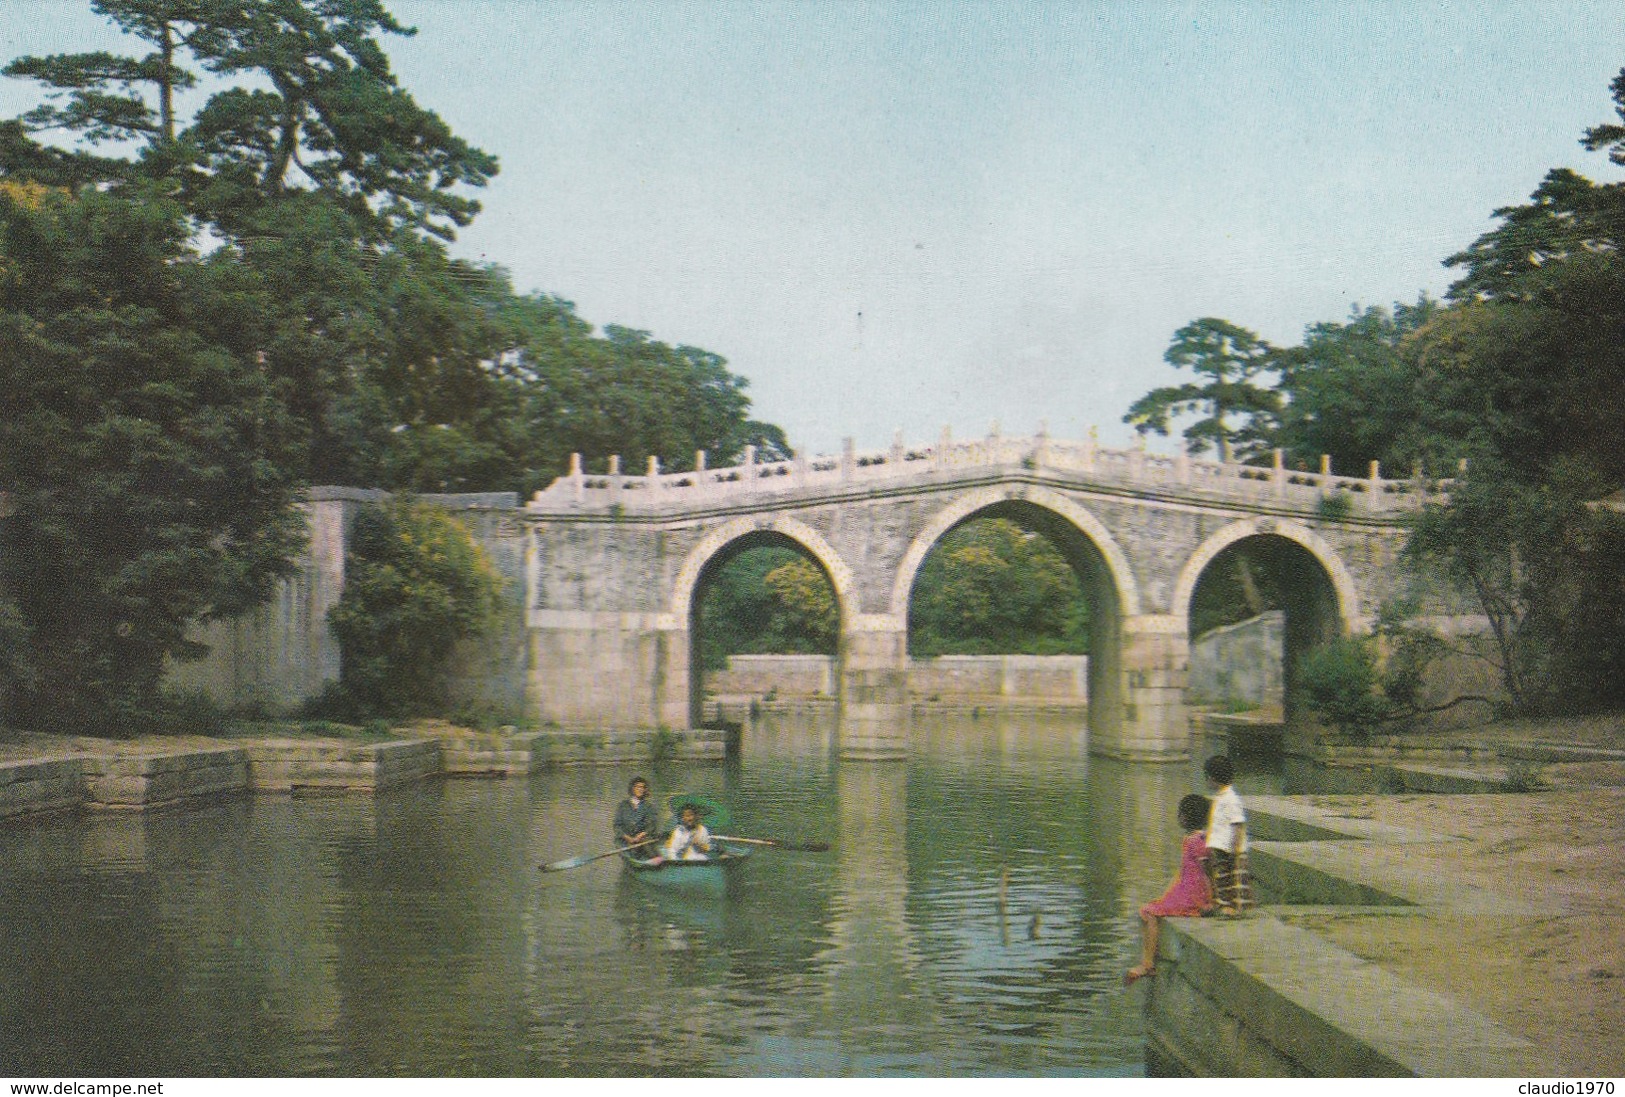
1124 965 1154 986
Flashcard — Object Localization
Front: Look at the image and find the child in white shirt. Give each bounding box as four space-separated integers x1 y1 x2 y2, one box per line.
1204 754 1253 915
664 804 714 861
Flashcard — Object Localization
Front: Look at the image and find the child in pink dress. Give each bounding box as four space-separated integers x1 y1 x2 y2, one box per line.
1125 794 1213 985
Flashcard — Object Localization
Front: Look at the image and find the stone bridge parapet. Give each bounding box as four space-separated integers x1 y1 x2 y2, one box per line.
528 429 1449 519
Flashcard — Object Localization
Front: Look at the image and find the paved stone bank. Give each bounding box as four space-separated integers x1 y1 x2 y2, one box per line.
0 727 727 820
1147 916 1539 1076
82 746 249 810
1380 763 1518 794
244 738 442 792
534 727 727 766
441 730 547 776
1144 794 1553 1076
0 757 84 820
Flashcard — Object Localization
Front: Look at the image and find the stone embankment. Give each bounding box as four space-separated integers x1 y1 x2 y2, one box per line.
1147 796 1546 1076
0 726 725 819
1145 716 1625 1077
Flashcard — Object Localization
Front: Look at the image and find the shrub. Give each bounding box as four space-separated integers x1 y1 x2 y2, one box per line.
326 498 503 717
1296 636 1393 737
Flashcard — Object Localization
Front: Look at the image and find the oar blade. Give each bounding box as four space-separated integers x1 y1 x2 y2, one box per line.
539 854 593 872
541 837 658 872
715 835 832 853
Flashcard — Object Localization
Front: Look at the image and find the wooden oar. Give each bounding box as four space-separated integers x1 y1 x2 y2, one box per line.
713 834 831 852
540 837 659 872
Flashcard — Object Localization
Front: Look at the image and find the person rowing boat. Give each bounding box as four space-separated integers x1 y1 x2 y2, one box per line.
612 776 658 852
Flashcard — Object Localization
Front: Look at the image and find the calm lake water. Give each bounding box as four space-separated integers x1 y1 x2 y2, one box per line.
0 711 1276 1077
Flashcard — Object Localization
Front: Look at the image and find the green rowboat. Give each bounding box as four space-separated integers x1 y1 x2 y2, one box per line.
619 839 751 892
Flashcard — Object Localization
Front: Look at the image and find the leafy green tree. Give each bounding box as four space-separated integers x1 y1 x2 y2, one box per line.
1271 298 1469 477
2 0 498 241
1294 636 1392 737
763 557 838 652
909 518 1089 656
513 315 790 484
0 3 796 734
1406 464 1625 713
1187 543 1284 639
0 183 305 733
1396 67 1625 712
323 498 502 716
1296 601 1486 736
1125 318 1281 460
3 3 787 502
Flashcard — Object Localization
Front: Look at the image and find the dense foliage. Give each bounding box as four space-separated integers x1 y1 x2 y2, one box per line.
323 499 502 716
0 182 306 734
1124 318 1282 462
908 518 1089 657
0 1 785 730
696 547 838 672
694 517 1094 673
1127 65 1625 717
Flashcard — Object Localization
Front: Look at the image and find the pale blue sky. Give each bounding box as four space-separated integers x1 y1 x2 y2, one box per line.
6 2 1625 456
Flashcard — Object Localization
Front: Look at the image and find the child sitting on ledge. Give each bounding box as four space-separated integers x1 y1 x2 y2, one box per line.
1125 793 1213 985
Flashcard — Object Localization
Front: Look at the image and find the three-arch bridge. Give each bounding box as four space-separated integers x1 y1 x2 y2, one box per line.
523 430 1453 760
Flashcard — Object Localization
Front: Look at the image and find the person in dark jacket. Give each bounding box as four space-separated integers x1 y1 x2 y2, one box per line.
613 776 659 852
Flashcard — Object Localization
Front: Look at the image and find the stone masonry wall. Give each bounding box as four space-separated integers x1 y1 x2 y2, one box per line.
166 490 524 716
705 653 1089 701
1188 611 1284 709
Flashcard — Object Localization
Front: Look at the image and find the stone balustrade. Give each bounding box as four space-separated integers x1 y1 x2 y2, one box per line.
528 429 1455 517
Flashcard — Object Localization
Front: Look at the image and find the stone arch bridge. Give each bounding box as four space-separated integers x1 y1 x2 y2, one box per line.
524 430 1452 760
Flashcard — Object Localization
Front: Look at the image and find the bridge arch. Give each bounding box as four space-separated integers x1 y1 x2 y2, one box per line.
671 514 855 727
888 485 1141 620
1171 518 1359 630
890 484 1138 744
1175 518 1359 722
670 514 856 627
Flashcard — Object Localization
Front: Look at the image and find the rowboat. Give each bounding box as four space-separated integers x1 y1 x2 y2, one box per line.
619 839 752 893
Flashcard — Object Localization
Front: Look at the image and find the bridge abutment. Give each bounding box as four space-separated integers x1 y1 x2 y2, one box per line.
1092 614 1192 762
838 620 911 760
526 612 688 730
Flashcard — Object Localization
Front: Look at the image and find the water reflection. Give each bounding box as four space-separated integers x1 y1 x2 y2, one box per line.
0 711 1224 1077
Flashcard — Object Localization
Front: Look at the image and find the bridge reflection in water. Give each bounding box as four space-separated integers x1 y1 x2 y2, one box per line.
0 711 1225 1077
